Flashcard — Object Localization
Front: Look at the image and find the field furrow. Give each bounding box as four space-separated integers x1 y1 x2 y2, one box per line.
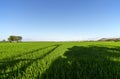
0 44 61 79
1 42 120 79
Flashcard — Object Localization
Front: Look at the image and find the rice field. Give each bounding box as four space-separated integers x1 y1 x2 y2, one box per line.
0 42 120 79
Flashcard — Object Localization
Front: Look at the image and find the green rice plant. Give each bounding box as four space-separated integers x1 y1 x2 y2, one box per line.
1 42 120 79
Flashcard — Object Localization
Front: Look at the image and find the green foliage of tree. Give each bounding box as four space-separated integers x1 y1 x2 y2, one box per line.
8 35 22 42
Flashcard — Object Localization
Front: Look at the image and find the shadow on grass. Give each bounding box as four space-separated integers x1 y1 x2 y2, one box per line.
0 44 61 79
41 45 120 79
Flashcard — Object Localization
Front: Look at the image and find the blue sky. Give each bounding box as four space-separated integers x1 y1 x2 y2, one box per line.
0 0 120 41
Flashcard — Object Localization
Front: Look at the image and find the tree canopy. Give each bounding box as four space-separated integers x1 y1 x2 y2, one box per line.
8 36 22 42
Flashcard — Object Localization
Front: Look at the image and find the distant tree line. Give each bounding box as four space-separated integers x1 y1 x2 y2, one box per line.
0 35 22 43
98 38 120 42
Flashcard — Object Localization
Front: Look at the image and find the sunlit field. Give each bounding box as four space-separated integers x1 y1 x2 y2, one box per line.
1 42 120 79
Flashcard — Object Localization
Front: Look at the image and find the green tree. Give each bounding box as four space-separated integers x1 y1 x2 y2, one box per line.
15 36 22 42
8 36 22 42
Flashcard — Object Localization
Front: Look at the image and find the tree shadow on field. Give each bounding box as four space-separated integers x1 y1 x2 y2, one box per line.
40 45 120 79
0 44 61 79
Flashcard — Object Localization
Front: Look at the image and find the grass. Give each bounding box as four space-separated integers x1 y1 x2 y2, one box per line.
0 42 120 79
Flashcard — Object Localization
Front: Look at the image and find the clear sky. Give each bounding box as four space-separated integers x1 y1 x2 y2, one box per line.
0 0 120 41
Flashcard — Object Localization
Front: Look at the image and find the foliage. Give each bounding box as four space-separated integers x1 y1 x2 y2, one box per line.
0 39 6 42
8 36 22 42
98 38 120 42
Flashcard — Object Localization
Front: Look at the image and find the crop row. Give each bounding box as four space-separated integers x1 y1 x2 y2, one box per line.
0 43 62 79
